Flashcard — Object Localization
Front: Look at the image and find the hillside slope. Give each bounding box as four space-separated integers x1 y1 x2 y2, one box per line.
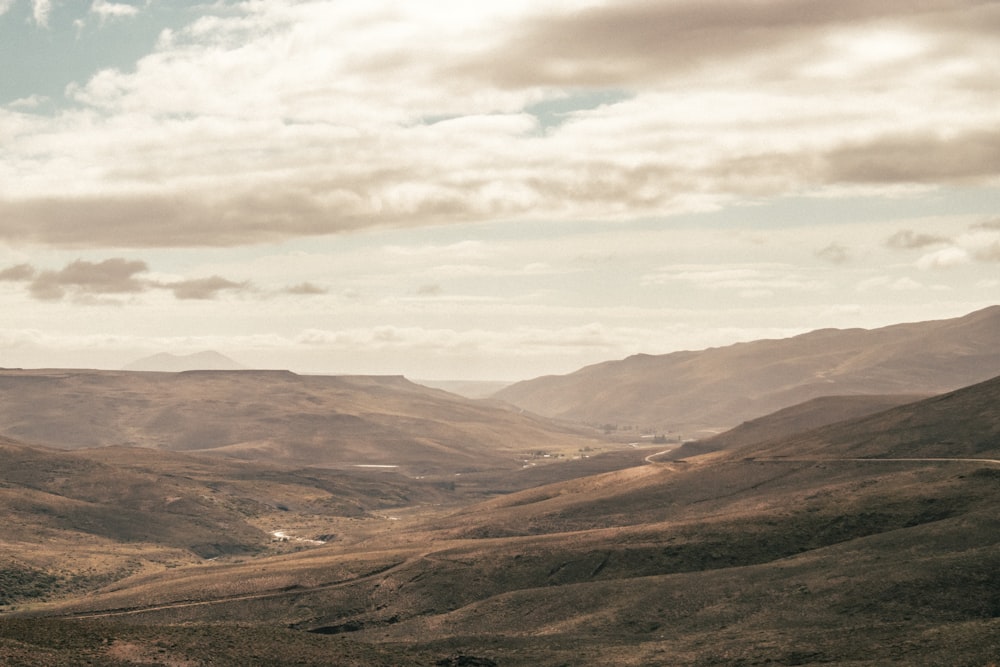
665 392 926 460
0 436 463 604
494 305 1000 433
13 374 1000 666
0 370 604 474
739 372 1000 461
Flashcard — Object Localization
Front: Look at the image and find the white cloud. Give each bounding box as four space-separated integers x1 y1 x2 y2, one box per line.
31 0 51 26
916 247 971 270
384 240 491 261
961 230 1000 262
0 1 998 382
857 276 923 292
642 265 828 294
0 1 997 247
0 0 15 17
890 277 923 291
802 27 929 79
90 0 140 21
910 230 1000 269
7 94 50 110
856 276 890 292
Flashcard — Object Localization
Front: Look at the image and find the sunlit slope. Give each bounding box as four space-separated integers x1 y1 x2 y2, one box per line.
0 436 461 607
494 305 1000 433
0 370 603 473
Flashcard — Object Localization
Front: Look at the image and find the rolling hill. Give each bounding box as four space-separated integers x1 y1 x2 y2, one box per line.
664 392 926 460
0 435 465 609
494 305 1000 435
737 371 1000 461
6 374 998 666
0 369 606 475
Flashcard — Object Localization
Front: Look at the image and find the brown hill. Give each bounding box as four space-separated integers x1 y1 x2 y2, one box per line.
494 305 1000 435
738 371 1000 461
414 379 513 398
664 392 926 460
10 375 999 666
0 370 605 475
0 434 465 609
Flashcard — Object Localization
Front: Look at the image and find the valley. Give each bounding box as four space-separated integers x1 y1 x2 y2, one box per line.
7 1 1000 664
1 308 999 666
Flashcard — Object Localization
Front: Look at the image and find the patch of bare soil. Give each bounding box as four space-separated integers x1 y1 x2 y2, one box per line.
106 640 198 667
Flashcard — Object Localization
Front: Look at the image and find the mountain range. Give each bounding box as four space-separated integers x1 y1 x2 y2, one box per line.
2 307 999 665
494 305 1000 435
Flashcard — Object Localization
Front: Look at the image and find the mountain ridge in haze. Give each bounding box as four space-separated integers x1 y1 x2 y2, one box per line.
123 350 247 372
414 379 514 399
495 305 1000 434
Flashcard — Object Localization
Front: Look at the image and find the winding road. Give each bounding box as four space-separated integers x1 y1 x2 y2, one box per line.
739 456 1000 467
644 448 1000 466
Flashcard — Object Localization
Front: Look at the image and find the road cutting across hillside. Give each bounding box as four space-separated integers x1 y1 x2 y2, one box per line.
644 450 1000 466
643 449 678 464
747 456 1000 465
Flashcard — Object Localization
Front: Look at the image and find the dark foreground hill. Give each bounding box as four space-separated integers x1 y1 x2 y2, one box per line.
494 305 1000 435
6 375 999 666
664 392 926 460
0 369 605 475
737 371 1000 461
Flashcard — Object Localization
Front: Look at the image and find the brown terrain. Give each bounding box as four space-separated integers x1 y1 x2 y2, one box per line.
663 392 927 460
494 305 1000 436
1 312 998 666
0 370 605 474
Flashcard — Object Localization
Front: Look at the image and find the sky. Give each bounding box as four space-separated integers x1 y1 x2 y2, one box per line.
1 0 998 381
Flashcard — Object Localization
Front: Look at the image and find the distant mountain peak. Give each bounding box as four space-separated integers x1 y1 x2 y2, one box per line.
123 351 247 372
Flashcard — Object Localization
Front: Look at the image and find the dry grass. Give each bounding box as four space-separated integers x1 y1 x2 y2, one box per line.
0 369 608 473
2 372 999 665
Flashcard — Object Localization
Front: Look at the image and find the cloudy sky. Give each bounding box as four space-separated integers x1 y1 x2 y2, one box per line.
1 0 998 381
